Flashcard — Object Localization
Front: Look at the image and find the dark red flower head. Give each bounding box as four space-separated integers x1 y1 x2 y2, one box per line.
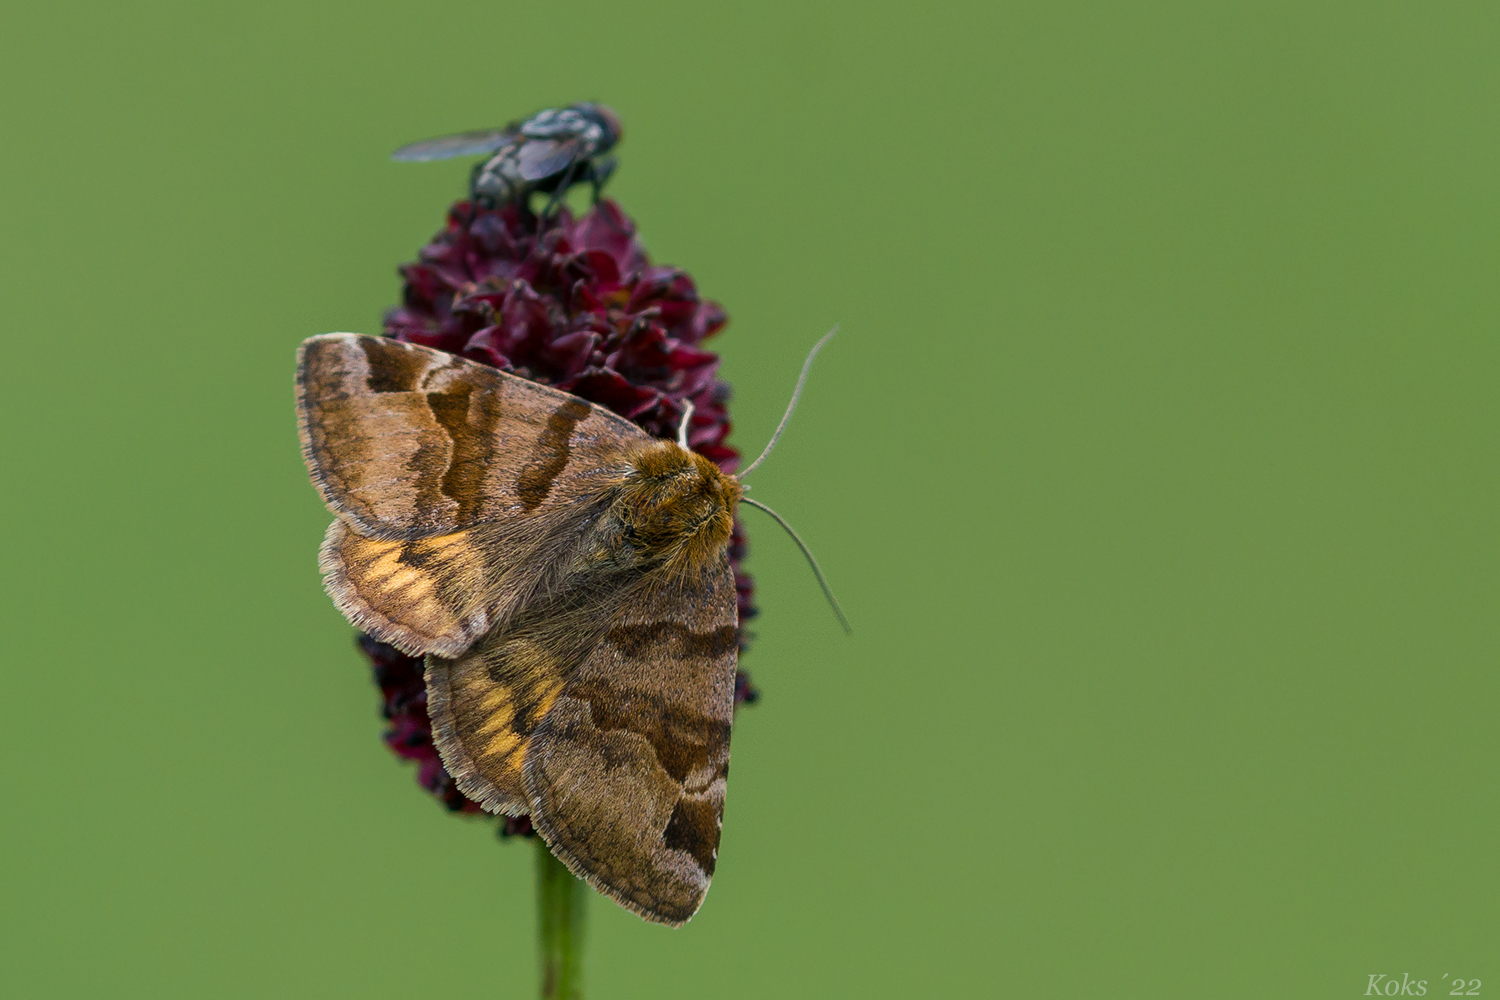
359 198 759 817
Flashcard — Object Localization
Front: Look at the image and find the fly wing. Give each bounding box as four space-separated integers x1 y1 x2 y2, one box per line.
515 137 586 181
391 127 518 162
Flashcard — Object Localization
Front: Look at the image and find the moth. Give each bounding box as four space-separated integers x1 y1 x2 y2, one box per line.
295 331 842 925
391 102 622 213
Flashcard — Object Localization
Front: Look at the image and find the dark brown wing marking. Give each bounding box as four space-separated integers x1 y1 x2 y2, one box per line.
425 379 501 524
357 335 437 392
523 557 739 926
296 333 648 540
516 399 593 510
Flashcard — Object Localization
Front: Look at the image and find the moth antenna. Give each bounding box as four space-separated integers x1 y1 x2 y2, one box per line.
741 496 851 635
677 398 695 450
739 325 839 479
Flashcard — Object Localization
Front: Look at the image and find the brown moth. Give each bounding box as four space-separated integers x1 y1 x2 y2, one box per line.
296 332 750 925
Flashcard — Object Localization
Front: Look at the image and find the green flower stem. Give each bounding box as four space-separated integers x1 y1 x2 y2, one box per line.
536 838 588 1000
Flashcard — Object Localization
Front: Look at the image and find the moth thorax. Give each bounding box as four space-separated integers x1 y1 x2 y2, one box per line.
622 441 743 569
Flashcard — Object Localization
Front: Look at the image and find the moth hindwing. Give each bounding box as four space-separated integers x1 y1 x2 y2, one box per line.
296 333 743 924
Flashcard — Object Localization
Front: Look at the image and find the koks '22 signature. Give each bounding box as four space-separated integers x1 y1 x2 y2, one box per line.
1366 975 1481 996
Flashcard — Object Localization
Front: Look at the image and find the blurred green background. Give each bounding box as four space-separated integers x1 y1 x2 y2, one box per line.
1 1 1495 996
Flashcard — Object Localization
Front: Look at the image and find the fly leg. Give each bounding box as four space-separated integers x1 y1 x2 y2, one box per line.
586 157 618 204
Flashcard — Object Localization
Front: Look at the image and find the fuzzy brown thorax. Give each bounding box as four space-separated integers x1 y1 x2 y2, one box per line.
615 440 743 571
